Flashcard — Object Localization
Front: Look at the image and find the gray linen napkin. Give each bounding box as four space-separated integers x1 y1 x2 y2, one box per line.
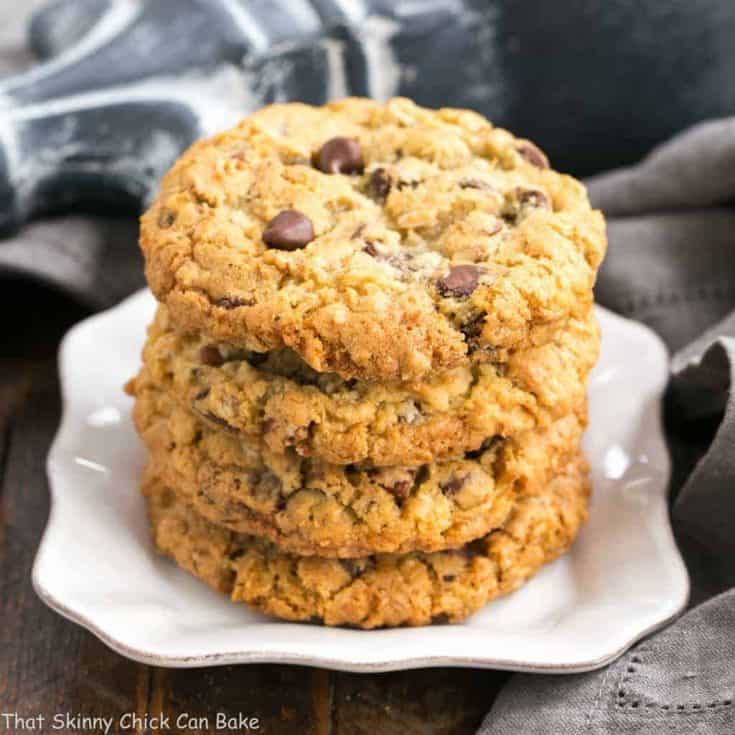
479 121 735 734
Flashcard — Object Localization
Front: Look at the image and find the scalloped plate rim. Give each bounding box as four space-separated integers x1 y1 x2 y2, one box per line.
33 289 690 672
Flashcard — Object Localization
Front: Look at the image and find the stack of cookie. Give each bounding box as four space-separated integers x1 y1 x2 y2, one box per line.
128 98 606 628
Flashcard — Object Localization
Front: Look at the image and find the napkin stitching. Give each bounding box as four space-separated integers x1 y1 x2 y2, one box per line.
615 649 734 716
615 649 645 710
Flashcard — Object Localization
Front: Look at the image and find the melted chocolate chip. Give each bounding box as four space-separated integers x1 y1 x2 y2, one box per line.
157 209 177 228
369 467 418 504
465 436 502 460
396 179 420 191
464 538 487 558
199 410 237 433
366 168 391 201
516 188 550 210
341 558 375 577
363 241 379 257
459 178 494 191
245 350 269 367
314 137 364 174
460 314 494 355
397 400 422 425
390 479 414 502
340 560 360 577
216 296 248 310
442 574 456 583
199 344 224 367
351 223 367 240
460 314 485 341
517 142 549 169
262 210 315 250
441 475 466 495
437 265 481 298
283 424 310 448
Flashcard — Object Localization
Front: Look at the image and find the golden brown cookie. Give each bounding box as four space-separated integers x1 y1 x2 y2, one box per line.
140 97 606 382
144 454 590 628
131 380 586 557
134 304 599 467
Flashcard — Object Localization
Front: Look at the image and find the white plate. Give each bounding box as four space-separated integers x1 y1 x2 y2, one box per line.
34 290 689 673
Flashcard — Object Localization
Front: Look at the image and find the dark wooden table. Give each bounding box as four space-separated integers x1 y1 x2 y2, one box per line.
0 278 508 734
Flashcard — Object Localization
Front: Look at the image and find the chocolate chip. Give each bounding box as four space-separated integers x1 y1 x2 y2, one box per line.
284 424 310 448
396 179 419 191
459 178 493 191
193 387 210 401
460 314 495 356
314 137 364 174
437 265 481 298
465 435 502 460
464 538 487 557
340 560 360 577
216 296 248 310
516 188 550 209
262 210 315 250
363 241 379 257
441 475 466 495
442 574 456 583
157 209 177 228
341 558 375 577
199 344 224 367
517 142 549 169
397 400 422 425
351 223 367 240
390 479 414 502
366 168 391 201
370 467 418 503
245 350 269 368
460 314 485 341
198 410 237 433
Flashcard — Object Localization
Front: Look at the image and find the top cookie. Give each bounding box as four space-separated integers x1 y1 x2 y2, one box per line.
141 97 606 382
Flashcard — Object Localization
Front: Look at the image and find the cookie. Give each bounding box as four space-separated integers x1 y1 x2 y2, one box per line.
144 455 590 628
140 97 606 382
134 304 599 467
131 380 585 557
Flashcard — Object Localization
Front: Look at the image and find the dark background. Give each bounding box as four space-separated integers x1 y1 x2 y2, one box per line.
486 0 735 175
